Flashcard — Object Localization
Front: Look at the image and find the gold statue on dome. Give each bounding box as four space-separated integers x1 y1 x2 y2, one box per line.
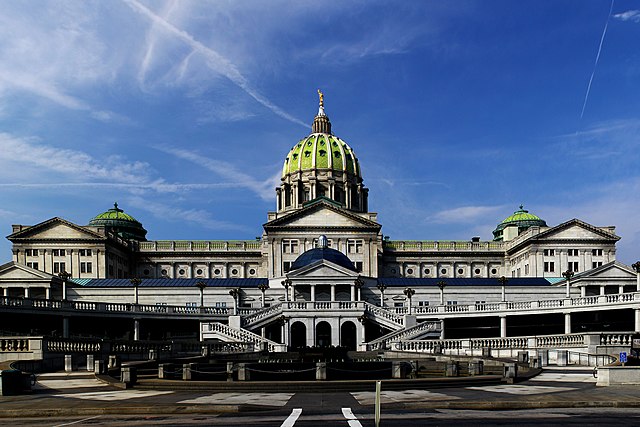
317 89 324 107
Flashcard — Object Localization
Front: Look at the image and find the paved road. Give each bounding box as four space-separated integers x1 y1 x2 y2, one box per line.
2 367 640 426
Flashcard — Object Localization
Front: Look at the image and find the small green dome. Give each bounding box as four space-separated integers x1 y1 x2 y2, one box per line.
493 205 546 241
281 134 361 179
88 203 147 241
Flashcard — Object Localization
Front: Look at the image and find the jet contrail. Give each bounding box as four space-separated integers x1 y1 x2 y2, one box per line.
122 0 307 128
580 0 615 120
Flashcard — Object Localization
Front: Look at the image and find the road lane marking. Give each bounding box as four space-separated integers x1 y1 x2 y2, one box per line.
342 407 363 427
52 415 101 427
281 408 302 427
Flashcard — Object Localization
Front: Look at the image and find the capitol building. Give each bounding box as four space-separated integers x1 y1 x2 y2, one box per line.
1 93 638 349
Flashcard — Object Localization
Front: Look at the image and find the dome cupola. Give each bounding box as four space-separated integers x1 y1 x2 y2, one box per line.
493 205 547 241
277 90 368 214
88 202 147 241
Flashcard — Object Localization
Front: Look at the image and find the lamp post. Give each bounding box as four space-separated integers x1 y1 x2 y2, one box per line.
130 277 141 305
562 270 575 298
498 276 508 302
281 277 292 302
229 288 240 315
58 270 71 301
403 287 415 314
258 282 270 308
376 283 387 307
632 262 640 292
196 280 207 307
437 280 446 305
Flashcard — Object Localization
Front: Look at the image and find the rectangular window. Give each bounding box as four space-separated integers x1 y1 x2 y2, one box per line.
592 262 603 269
283 261 292 273
215 302 227 308
592 249 603 256
53 262 66 274
347 239 364 254
568 261 579 272
447 300 458 305
544 261 555 273
80 262 92 273
282 239 299 254
52 249 66 257
26 262 39 270
475 300 486 305
25 249 39 257
79 249 92 257
355 261 363 272
524 264 529 275
543 249 555 256
418 301 430 307
567 249 579 257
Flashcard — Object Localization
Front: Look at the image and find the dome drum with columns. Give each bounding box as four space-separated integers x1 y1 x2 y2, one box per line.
277 90 368 214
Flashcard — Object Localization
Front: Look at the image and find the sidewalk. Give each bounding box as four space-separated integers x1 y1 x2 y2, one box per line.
0 367 639 417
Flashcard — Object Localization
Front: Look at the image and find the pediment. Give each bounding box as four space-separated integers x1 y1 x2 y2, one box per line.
288 260 359 279
8 217 104 241
265 202 380 230
537 219 619 241
0 261 55 280
574 261 635 281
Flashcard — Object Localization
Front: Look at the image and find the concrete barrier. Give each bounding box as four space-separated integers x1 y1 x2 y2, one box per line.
121 367 137 385
0 370 31 396
503 363 518 381
316 362 327 380
596 366 640 386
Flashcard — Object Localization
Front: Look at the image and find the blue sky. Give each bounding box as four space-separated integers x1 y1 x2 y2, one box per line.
1 0 640 264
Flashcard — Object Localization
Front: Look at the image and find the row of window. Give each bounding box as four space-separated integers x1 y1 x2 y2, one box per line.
282 239 364 254
543 249 604 257
542 261 601 273
24 249 93 257
389 267 500 276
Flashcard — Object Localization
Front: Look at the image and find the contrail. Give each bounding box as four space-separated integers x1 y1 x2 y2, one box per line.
580 0 615 120
122 0 307 128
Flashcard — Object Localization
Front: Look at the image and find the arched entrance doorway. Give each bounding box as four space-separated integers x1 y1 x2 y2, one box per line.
315 321 332 348
340 321 357 350
290 321 307 349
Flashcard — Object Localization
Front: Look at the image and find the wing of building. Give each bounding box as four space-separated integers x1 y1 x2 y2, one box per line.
2 92 638 346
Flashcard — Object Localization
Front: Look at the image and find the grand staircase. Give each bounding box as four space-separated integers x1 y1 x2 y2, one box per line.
202 322 286 352
365 320 441 351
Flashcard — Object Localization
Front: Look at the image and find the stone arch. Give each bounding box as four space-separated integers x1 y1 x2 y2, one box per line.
290 321 307 349
340 321 357 351
315 321 332 348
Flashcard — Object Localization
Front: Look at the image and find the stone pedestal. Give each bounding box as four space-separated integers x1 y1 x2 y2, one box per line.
158 363 173 379
108 355 119 368
86 355 95 372
227 362 234 382
316 362 327 381
517 351 529 364
94 360 106 374
121 367 137 385
557 350 568 367
182 363 196 380
503 363 518 380
468 360 484 376
445 361 459 377
64 355 72 372
237 363 249 381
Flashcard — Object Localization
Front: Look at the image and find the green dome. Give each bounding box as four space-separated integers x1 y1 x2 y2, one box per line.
493 205 546 241
88 203 147 241
282 133 361 179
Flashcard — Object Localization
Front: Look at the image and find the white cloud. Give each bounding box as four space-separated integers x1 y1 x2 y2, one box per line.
613 10 640 23
127 196 248 232
155 145 277 201
428 205 505 224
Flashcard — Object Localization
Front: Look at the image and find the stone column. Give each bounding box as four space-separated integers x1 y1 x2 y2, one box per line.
45 287 51 300
134 319 140 341
440 319 445 340
564 313 572 334
350 285 355 301
500 316 507 338
330 285 336 301
24 287 30 298
311 284 316 302
635 309 640 333
3 288 8 297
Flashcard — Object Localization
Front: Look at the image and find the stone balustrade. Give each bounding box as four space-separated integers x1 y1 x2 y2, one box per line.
138 240 261 252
